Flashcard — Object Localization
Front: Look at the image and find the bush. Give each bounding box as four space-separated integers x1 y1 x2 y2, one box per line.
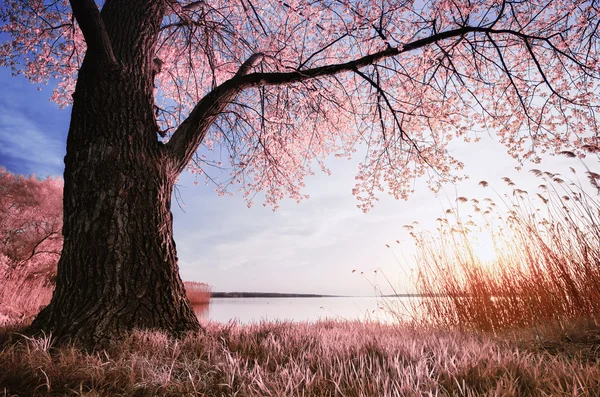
184 281 212 305
0 169 62 322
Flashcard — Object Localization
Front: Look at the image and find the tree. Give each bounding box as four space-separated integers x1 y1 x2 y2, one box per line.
0 168 62 319
1 0 598 346
0 168 63 279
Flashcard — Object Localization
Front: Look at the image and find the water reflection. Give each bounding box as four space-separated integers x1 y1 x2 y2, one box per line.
193 297 418 324
192 303 210 322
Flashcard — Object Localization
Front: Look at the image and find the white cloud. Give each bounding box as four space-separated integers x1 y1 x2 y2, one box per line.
173 134 599 295
0 106 65 174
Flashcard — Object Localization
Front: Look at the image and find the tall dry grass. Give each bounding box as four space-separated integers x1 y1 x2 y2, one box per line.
184 281 212 305
1 320 599 396
412 161 600 332
0 267 53 326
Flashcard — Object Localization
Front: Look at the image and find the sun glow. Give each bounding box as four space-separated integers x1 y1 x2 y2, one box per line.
469 231 498 263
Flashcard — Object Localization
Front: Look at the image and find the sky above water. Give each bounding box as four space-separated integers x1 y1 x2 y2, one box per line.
1 68 596 296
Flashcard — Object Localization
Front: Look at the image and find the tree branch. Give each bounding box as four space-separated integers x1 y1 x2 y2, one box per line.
166 56 267 173
69 0 118 67
18 231 61 265
166 81 240 174
166 24 555 176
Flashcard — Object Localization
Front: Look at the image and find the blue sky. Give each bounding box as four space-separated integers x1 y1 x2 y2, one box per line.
1 67 593 295
0 70 69 176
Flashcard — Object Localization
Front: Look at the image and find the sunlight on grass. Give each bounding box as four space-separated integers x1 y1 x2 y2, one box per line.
411 161 600 332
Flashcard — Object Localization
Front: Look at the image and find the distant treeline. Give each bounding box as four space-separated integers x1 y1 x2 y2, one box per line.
211 292 339 298
210 292 436 298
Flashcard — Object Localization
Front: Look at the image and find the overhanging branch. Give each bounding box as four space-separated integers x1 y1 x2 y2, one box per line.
165 23 562 176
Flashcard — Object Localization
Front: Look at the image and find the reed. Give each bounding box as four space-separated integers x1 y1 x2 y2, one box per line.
184 281 212 305
412 163 600 332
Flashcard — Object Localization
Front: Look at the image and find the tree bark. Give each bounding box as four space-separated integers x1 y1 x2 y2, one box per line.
28 0 200 347
28 59 200 347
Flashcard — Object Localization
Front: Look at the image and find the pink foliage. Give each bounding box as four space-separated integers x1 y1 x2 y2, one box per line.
1 1 599 210
0 168 63 280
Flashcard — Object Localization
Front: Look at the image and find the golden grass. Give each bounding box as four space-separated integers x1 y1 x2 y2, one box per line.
411 167 600 332
184 281 212 305
1 320 599 396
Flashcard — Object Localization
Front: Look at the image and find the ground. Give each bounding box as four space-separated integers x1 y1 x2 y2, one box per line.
1 319 599 396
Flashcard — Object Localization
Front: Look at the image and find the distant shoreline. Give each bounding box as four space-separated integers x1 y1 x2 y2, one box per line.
210 292 431 298
210 292 340 298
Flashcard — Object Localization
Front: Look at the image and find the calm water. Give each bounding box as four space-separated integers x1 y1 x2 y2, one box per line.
193 297 420 324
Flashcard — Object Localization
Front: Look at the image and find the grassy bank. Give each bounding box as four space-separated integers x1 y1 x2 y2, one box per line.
1 320 599 396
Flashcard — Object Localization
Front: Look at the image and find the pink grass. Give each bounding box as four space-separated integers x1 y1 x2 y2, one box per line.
184 281 212 305
1 320 599 396
0 269 52 326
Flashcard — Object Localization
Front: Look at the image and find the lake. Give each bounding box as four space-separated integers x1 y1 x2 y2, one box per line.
193 296 420 324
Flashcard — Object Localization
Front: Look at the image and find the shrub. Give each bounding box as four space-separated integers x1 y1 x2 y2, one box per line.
184 281 212 305
0 168 62 322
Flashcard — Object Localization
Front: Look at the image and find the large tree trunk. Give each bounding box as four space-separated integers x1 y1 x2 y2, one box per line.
28 0 200 346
